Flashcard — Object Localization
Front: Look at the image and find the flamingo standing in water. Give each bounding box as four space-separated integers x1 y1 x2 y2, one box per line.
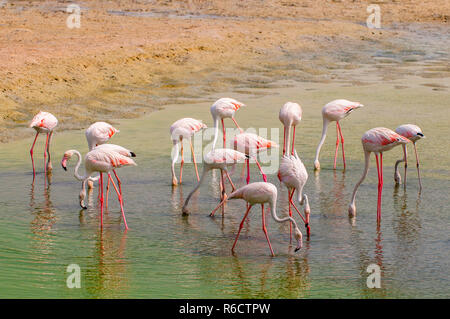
279 102 302 155
393 124 425 191
182 148 247 215
348 127 410 223
233 132 277 184
61 146 136 230
212 182 303 257
278 149 311 237
314 99 364 171
94 144 136 210
29 111 58 180
211 98 245 149
170 118 207 186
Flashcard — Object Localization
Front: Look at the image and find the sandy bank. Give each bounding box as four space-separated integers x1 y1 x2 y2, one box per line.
0 0 449 142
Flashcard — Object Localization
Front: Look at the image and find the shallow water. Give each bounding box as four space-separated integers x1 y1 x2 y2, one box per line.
0 77 449 298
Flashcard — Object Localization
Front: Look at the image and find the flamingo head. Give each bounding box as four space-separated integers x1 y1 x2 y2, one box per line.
79 189 87 209
314 160 320 171
61 150 74 171
294 227 303 252
416 132 425 139
348 203 356 218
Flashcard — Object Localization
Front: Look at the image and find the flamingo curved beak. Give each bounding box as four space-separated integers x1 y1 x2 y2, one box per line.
61 158 67 171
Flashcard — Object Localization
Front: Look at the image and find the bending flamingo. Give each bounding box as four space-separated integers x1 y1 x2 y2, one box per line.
348 127 410 223
170 118 207 186
233 132 277 184
182 148 247 215
61 146 136 230
314 99 364 171
211 98 245 149
278 149 311 237
29 111 58 180
212 182 303 257
394 124 425 190
279 102 302 155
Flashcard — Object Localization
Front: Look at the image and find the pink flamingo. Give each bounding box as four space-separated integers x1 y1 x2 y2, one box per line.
94 144 136 210
278 149 311 237
61 146 136 230
211 98 245 149
29 111 58 180
86 121 119 151
170 118 207 186
212 182 303 257
348 127 410 223
233 132 277 184
394 124 425 191
314 99 364 171
182 148 247 215
85 121 121 191
279 102 302 156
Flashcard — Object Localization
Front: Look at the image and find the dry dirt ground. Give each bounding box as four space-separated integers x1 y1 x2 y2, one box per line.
0 0 449 141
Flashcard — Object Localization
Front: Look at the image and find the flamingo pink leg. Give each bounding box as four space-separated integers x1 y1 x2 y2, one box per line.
288 189 294 242
375 153 383 223
210 196 227 217
105 174 111 210
30 132 39 180
261 204 275 257
254 159 267 182
337 121 346 170
44 133 49 177
190 140 200 182
246 158 250 184
291 126 296 155
113 170 122 195
46 131 53 172
179 141 184 184
286 189 309 236
220 169 226 200
231 117 243 133
334 123 340 170
413 142 423 191
110 173 128 230
231 204 252 253
225 170 236 191
222 119 226 148
288 195 309 236
99 172 104 228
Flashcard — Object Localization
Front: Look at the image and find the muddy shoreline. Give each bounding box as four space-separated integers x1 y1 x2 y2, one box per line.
0 0 449 142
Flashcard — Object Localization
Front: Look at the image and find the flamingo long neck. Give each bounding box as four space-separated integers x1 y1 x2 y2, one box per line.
349 150 371 206
285 123 292 155
87 137 95 151
394 144 407 182
182 166 209 210
314 118 329 163
212 117 219 150
269 198 299 229
72 150 89 181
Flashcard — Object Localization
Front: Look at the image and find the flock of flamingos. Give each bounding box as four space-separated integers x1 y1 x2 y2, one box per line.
28 98 425 256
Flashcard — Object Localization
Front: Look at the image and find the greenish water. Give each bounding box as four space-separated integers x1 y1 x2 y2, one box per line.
0 77 449 298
